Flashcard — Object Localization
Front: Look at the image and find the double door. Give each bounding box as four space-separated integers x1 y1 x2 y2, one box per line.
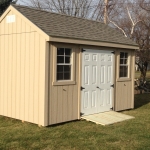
81 49 114 116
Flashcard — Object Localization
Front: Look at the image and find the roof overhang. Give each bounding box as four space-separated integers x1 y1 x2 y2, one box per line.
49 36 139 50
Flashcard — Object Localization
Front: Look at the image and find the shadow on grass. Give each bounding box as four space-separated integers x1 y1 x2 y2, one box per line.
134 93 150 109
47 120 81 128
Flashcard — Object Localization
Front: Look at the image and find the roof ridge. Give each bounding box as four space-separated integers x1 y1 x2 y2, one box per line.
11 4 105 25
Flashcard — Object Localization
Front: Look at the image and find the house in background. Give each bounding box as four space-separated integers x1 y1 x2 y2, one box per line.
0 5 138 126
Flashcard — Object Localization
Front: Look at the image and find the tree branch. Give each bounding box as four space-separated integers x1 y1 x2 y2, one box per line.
107 16 128 37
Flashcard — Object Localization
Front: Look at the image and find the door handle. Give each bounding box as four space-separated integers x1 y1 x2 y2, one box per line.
97 86 100 89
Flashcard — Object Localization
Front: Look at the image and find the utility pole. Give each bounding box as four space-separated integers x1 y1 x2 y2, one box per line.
104 0 108 24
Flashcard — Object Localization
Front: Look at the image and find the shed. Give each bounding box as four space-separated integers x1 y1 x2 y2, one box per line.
0 5 138 126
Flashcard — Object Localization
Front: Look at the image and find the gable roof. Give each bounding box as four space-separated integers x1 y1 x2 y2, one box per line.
11 4 137 47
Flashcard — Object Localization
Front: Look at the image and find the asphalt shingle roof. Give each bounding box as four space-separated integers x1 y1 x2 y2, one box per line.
12 5 137 46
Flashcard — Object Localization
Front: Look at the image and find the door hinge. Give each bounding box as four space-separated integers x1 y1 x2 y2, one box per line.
81 49 86 52
110 107 113 110
111 84 114 88
80 112 84 116
81 86 85 90
111 51 115 54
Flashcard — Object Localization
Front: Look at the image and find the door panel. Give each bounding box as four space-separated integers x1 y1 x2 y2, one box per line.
99 89 105 106
83 91 89 108
107 66 112 83
100 66 105 83
84 66 90 85
91 90 96 107
106 89 111 105
81 49 114 116
92 66 97 84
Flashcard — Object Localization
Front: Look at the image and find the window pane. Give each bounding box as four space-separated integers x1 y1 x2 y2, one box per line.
119 66 128 77
124 66 128 77
56 47 72 81
57 56 64 63
119 52 128 78
57 48 64 55
120 66 124 77
124 59 128 64
57 73 63 80
65 57 71 63
125 53 128 58
120 52 124 59
120 59 124 64
64 73 71 80
65 48 71 56
64 65 71 72
57 65 63 72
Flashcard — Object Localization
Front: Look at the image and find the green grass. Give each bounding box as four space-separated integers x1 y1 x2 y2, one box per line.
0 94 150 150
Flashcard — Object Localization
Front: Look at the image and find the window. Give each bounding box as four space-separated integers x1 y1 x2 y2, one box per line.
57 48 72 80
119 52 129 77
53 44 76 86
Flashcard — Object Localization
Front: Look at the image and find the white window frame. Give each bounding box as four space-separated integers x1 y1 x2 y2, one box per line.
119 52 129 78
52 44 76 86
57 48 72 81
117 51 131 81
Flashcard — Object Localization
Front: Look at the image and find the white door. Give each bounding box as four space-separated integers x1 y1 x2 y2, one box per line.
81 49 114 116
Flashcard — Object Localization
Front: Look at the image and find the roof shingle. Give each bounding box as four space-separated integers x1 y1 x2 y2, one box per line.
12 5 137 46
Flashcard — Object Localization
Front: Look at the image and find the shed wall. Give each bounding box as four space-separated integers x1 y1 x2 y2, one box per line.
0 10 47 126
115 50 135 111
49 43 80 125
48 44 135 125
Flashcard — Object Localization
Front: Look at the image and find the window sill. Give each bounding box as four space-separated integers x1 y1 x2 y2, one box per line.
117 78 131 82
52 81 76 86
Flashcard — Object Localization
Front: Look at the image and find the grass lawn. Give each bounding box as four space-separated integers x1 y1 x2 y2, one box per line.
135 71 150 80
0 94 150 150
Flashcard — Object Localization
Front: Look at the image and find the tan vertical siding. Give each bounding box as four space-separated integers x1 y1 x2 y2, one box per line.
15 28 21 119
7 22 11 117
12 33 16 118
20 24 25 120
115 81 133 111
0 10 48 126
24 25 30 121
131 51 135 108
33 32 40 124
44 42 50 126
49 44 80 125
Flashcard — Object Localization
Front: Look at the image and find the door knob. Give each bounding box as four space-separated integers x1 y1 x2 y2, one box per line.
97 86 100 89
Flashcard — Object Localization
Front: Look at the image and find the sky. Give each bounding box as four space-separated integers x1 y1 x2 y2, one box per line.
17 0 27 5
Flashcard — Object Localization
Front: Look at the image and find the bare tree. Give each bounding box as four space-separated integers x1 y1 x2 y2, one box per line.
107 1 142 38
135 0 150 80
140 0 150 11
20 0 104 20
106 0 150 81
